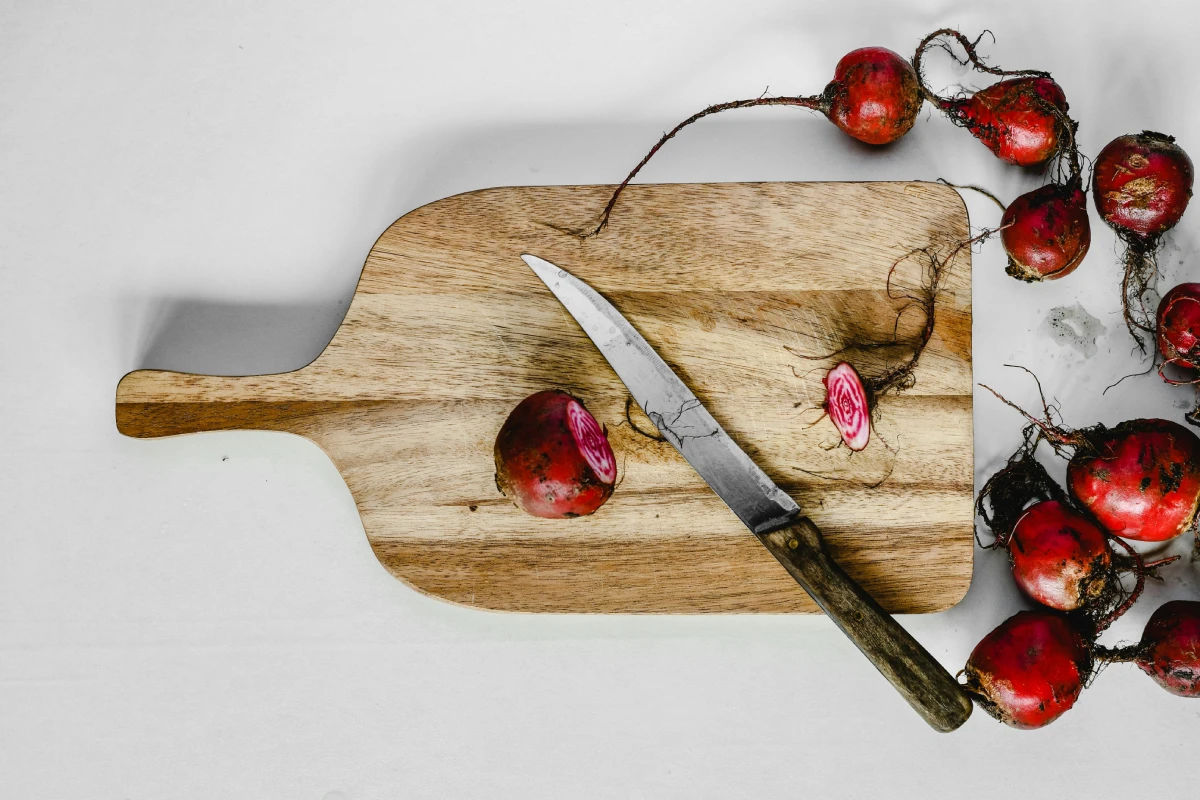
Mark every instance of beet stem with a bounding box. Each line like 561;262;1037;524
584;94;823;237
913;28;1050;106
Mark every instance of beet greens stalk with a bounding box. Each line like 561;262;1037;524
585;46;923;236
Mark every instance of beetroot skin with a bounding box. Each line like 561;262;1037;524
823;47;922;145
1066;419;1200;542
494;390;617;519
1008;500;1110;611
1136;601;1200;697
939;77;1068;167
1093;131;1194;240
964;609;1092;728
1157;283;1200;369
1001;181;1091;281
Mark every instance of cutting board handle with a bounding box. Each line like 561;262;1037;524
115;369;317;438
758;518;973;732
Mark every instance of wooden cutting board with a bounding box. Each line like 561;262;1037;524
116;182;974;613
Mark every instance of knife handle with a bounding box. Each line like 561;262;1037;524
757;518;973;732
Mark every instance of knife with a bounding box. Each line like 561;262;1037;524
522;253;972;732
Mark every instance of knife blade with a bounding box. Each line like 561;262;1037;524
522;253;972;732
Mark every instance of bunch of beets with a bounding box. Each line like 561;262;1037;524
969;377;1200;727
491;29;1200;729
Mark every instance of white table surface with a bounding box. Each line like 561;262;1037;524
4;1;1200;796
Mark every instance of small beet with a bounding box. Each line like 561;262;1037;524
1008;500;1110;611
587;45;922;235
494;390;617;519
964;609;1092;729
939;76;1068;167
1157;282;1200;370
1001;181;1091;282
1135;600;1200;697
823;361;870;451
1066;418;1200;542
823;47;923;145
1093;131;1194;241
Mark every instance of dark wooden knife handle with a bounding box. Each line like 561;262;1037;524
757;517;973;732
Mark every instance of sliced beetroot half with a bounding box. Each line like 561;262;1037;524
824;361;870;451
494;390;616;519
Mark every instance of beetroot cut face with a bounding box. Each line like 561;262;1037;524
824;361;870;451
566;398;617;484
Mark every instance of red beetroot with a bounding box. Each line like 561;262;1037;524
824;362;870;451
1093;132;1194;240
824;47;923;145
1001;181;1091;281
1157;283;1200;370
1092;132;1194;348
914;30;1070;167
964;609;1092;728
938;76;1069;167
587;46;922;234
494;390;617;518
1135;601;1200;697
1008;500;1110;611
1066;419;1200;542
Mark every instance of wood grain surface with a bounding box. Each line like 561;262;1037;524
116;182;974;613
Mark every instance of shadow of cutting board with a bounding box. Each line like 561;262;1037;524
116;182;974;613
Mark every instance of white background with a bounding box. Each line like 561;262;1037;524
4;0;1200;797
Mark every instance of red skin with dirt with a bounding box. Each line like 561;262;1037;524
1008;500;1110;610
1001;182;1091;281
964;609;1092;728
1066;419;1200;542
824;47;923;145
939;77;1067;166
494;390;617;519
1092;132;1194;240
1157;283;1200;368
1136;601;1200;697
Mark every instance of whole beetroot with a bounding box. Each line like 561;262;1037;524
494;390;617;518
1008;500;1110;611
1094;131;1194;240
1066;418;1200;542
823;46;923;145
937;76;1068;167
1001;180;1091;281
1135;601;1200;697
964;609;1093;728
1157;283;1200;370
1092;132;1195;348
914;29;1071;167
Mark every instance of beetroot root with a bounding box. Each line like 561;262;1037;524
1066;418;1200;543
1001;180;1091;282
964;609;1092;728
586;45;921;235
1008;500;1110;611
1092;132;1195;348
494;390;617;518
1093;131;1194;240
1135;601;1200;697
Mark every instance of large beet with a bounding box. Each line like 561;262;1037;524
964;609;1092;728
1066;419;1200;542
